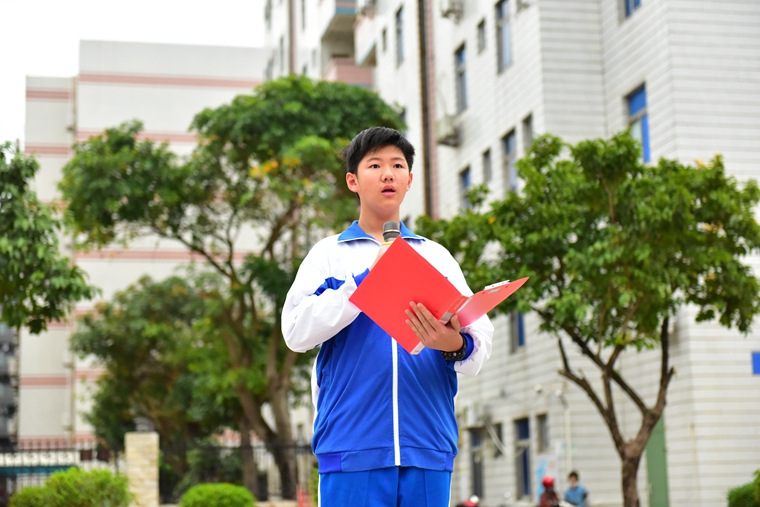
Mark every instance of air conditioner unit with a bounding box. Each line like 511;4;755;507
441;0;463;22
435;114;460;147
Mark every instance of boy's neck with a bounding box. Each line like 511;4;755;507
358;214;401;243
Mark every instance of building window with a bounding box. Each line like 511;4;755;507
301;0;306;29
482;149;492;183
496;0;512;72
302;64;308;76
396;7;404;65
459;166;471;209
537;414;549;453
522;114;533;151
509;310;524;352
624;0;642;17
382;28;387;52
265;58;274;81
502;129;517;191
455;44;467;113
399;108;408;136
279;36;285;74
477;19;487;53
265;0;272;30
470;427;485;499
627;85;650;162
515;418;531;499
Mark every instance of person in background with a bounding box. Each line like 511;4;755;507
564;470;589;507
539;476;560;507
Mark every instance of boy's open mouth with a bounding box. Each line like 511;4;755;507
382;185;396;194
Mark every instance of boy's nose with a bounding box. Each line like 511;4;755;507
382;169;394;180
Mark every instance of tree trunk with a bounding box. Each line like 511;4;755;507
239;417;260;500
269;383;298;500
621;453;642;507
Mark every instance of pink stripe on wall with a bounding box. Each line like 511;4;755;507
20;375;68;388
24;144;70;156
76;129;198;144
78;72;260;89
75;248;252;262
26;89;72;101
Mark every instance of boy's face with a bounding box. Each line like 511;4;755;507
346;145;413;219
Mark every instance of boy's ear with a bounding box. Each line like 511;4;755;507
346;172;359;193
407;172;413;190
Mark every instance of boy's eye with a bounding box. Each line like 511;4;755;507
369;164;380;169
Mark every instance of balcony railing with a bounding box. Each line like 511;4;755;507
322;57;373;88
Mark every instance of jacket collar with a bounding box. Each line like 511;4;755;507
337;220;424;243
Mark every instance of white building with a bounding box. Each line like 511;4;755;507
21;40;267;448
266;1;760;506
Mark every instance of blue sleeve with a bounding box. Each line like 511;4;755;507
353;268;370;286
445;332;474;369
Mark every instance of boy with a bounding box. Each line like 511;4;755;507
564;471;589;507
281;127;494;506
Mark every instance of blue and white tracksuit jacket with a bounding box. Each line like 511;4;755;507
281;221;494;474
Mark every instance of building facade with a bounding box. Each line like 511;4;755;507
266;1;760;506
22;40;267;447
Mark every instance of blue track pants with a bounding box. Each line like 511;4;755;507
319;466;452;507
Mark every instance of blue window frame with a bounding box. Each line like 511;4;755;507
459;166;471;209
515;417;531;498
455;44;468;112
503;129;517;191
510;311;524;351
628;85;650;163
752;352;760;375
625;0;642;17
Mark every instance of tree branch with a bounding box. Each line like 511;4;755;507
263;200;299;259
557;336;626;454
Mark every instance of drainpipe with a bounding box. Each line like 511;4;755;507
417;0;435;218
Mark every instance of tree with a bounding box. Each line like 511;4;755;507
0;142;93;333
71;274;257;502
59;75;404;499
416;132;760;507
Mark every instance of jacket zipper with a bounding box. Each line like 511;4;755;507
392;337;400;466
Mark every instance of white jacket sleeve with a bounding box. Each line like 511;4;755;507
281;243;363;353
439;248;494;376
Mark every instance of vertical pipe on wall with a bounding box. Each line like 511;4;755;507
416;0;435;218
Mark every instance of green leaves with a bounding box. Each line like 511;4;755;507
418;131;760;347
0;142;94;333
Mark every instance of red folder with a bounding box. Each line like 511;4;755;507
349;238;528;355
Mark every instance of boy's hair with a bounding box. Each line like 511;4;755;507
341;126;415;175
569;471;579;480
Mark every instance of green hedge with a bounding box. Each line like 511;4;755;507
179;483;255;507
10;468;132;507
8;486;51;507
728;471;760;507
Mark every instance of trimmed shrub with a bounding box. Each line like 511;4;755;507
9;468;131;507
8;486;51;507
179;483;255;507
728;482;760;507
45;467;132;507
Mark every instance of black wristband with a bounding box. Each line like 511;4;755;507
440;334;467;362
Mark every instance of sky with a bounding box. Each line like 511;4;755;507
0;0;265;148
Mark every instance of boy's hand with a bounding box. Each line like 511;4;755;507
370;244;390;269
405;302;463;352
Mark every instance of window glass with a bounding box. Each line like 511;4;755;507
496;0;512;71
628;85;650;162
455;44;468;112
396;7;404;65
